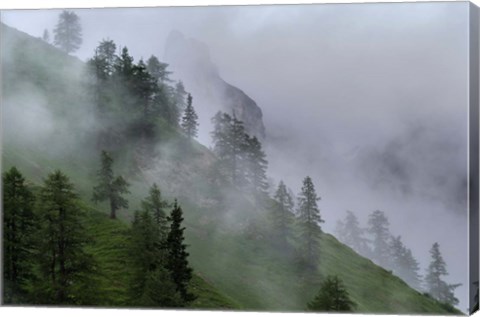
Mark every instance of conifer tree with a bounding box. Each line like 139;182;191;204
173;81;188;113
141;183;170;240
245;135;268;200
3;167;36;303
297;176;324;269
35;170;94;304
389;235;422;290
128;209;179;306
425;242;460;306
181;94;199;139
92;151;130;219
42;29;50;43
90;39;117;81
166;200;195;303
53;10;82;54
335;210;370;257
367;210;391;268
308;275;356;311
146;55;172;83
270;181;295;247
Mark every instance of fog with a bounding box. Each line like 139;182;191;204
1;2;471;311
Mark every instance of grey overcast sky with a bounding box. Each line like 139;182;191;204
1;2;471;311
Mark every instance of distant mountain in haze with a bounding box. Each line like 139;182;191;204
164;30;266;140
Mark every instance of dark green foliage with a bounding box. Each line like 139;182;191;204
270;181;295;248
335;210;370;257
128;209;176;306
425;243;460;306
92;151;130;219
367;210;391;268
3;167;36;303
141;183;170;240
297;176;324;269
89;39;117;81
211;111;269;195
166;200;195;303
308;275;356;312
389;235;422;291
53;10;82;53
244;135;268;201
181;94;199;139
173;81;188;114
33;170;95;305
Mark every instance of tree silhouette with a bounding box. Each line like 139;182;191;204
53;10;82;54
308;275;356;311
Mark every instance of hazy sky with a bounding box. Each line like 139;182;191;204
1;2;471;311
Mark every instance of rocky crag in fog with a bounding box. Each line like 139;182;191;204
163;30;266;143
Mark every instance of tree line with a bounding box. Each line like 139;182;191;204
3;152;195;307
336;210;460;307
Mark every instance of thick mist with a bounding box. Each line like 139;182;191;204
1;2;471;311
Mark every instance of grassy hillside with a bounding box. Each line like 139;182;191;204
1;23;463;314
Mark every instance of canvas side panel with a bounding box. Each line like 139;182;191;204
469;2;479;315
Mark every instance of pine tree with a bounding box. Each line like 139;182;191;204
92;151;130;219
297;176;324;269
270;181;295;247
367;210;391;268
128;209;178;306
335;210;370;257
166;200;195;303
173;81;187;114
90;39;117;81
425;242;460;306
141;183;170;241
308;275;356;312
181;94;199;139
53;10;82;54
42;29;50;43
146;55;172;83
34;170;94;304
244;135;268;201
389;235;422;290
3;167;36;303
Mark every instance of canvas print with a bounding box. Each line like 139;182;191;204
1;2;478;314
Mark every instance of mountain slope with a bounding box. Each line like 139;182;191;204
0;23;462;314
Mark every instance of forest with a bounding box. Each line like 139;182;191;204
1;9;470;314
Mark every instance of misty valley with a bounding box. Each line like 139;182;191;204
1;4;474;315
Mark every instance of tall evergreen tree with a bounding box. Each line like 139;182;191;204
92;151;130;219
173;81;188;114
244;135;268;200
270;181;295;247
3;167;36;303
308;275;356;312
335;210;370;257
34;170;94;304
146;55;172;83
367;210;391;268
90;39;117;81
425;242;460;306
166;200;195;303
128;209;180;306
42;29;50;43
53;10;82;54
389;235;422;290
181;94;199;139
141;183;170;241
297;176;324;269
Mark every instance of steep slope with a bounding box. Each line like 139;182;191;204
163;30;266;141
1;23;462;314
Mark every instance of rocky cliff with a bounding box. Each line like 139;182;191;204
163;30;266;141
